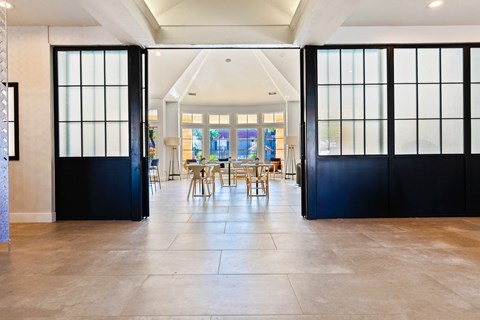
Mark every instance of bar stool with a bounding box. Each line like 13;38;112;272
149;158;161;190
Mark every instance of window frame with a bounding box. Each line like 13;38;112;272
237;127;258;159
181;127;203;161
6;82;19;161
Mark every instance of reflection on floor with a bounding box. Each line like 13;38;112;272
1;178;480;319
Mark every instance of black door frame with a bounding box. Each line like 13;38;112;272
53;45;149;220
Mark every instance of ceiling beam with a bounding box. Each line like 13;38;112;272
291;0;362;46
76;0;159;46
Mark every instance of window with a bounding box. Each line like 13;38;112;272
6;83;19;160
237;128;258;159
57;50;129;157
263;112;284;124
394;48;464;154
317;49;388;156
182;113;202;124
264;128;284;160
209;114;229;124
472;48;480;153
209;128;230;160
238;114;258;124
182;128;203;160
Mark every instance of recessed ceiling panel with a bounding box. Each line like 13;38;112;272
145;0;301;26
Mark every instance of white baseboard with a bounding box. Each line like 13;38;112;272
10;212;56;223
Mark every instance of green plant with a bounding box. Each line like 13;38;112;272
210;155;217;162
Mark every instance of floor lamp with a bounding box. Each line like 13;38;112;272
165;137;181;181
285;136;298;180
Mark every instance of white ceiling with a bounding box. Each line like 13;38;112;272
149;49;300;106
145;0;301;26
344;0;480;26
7;0;480;106
7;0;98;26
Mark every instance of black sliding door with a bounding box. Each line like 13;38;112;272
303;44;479;219
54;46;149;220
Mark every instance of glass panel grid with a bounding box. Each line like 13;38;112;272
182;128;203;161
317;48;387;156
209;128;230;160
264;128;284;160
472;48;480;154
394;47;464;155
57;49;129;157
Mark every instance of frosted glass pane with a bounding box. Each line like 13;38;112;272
472;84;480;118
318;86;340;120
192;114;203;123
341;50;363;84
83;122;105;157
58;87;81;121
418;84;440;118
59;122;81;157
238;114;247;124
107;122;129;156
441;48;463;83
82;51;104;85
395;120;417;154
7;87;14;121
365;85;387;119
105;51;128;85
220;115;229;124
318;121;340;155
442;84;463;118
442;119;463;154
394;49;416;83
82;87;105;121
317;50;340;85
8;122;14;157
419;120;440;154
58;51;80;85
342;85;364;119
395;85;416;119
472;120;480;154
106;87;128;121
248;114;258;123
365;49;387;84
342;121;364;155
418;49;440;83
472;49;480;83
366;120;387;155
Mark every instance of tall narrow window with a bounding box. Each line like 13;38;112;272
57;50;129;157
182;128;203;160
209;128;230;160
7;83;19;160
264;128;284;160
394;48;464;154
317;49;387;155
237;128;258;159
472;48;480;153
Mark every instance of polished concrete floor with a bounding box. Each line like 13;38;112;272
1;177;480;319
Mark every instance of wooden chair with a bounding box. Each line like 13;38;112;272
184;159;197;179
205;164;221;193
187;165;211;200
245;165;269;198
268;157;282;179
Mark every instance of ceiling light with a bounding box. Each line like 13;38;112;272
268;92;277;96
0;1;13;9
427;0;443;8
225;58;232;63
188;92;197;96
155;51;162;57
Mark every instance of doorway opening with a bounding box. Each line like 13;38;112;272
146;48;303;220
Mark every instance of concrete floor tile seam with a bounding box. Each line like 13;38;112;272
217;251;223;275
270;234;278;250
166;234;181;250
421;272;480;310
286;274;307;316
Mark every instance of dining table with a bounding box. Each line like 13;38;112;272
218;160;242;187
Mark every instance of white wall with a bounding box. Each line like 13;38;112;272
8;26;119;223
